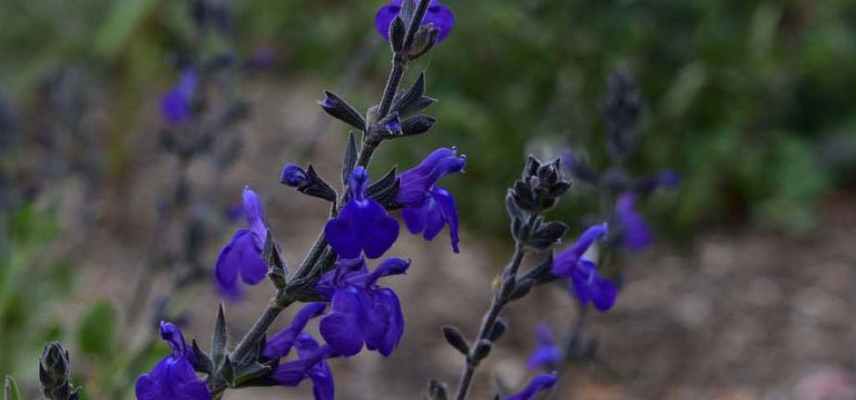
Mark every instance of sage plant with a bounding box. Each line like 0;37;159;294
35;2;678;400
134;0;466;398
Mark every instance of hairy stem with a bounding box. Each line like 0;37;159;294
455;240;528;400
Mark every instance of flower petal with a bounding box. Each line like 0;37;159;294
377;288;405;357
431;187;461;252
319;288;365;356
402;201;427;234
263;303;327;360
506;374;557;400
325;203;362;259
425;2;455;42
214;230;248;299
356;201;399;259
421;199;446;241
374;4;401;41
616;193;652;251
242;187;267;246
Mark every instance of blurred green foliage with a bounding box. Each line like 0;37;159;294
2;0;854;239
0;205;72;383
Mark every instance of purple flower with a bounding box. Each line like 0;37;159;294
317;257;410;357
135;322;211;400
552;224;617;312
506;374;558;400
280;163;309;187
616;193;652;251
634;169;681;194
263;303;327;360
161;69;198;124
527;324;562;371
375;0;455;43
325;167;400;259
397;147;466;253
272;334;335;400
214;187;269;299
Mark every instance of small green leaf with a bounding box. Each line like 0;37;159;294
4;375;21;400
77;301;116;359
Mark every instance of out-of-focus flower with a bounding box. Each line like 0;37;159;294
272;334;335;400
397;147;466;253
317;257;410;357
552;224;617;312
161;69;198;124
375;0;455;43
214;187;269;299
506;374;558;400
527;324;562;371
325;167;399;259
135;322;211;400
616;193;652;251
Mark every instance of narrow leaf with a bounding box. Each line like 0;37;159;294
212;304;228;369
392;72;426;115
343;131;359;184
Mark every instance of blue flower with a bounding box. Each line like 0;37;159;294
527;324;562;371
506;374;558;400
397;147;466;253
214;187;270;299
280;163;309;187
272;334;335;400
135;322;211;400
317;257;410;357
616;193;652;251
375;0;455;43
161;69;198;124
552;224;617;312
263;303;327;360
325;167;400;259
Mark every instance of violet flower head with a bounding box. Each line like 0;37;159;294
272;334;335;400
318;257;410;357
552;224;617;312
280;163;309;187
161;69;198;124
135;322;211;400
214;187;270;299
375;0;455;43
397;147;466;253
263;302;327;360
616;193;652;251
527;324;562;371
506;374;558;400
325;166;400;259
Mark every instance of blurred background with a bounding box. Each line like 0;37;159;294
1;0;855;399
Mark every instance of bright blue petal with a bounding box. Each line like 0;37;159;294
319;288;365;356
432;187;461;252
325;202;362;259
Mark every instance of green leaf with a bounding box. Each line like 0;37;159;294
3;375;21;400
77;301;116;359
93;0;160;58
